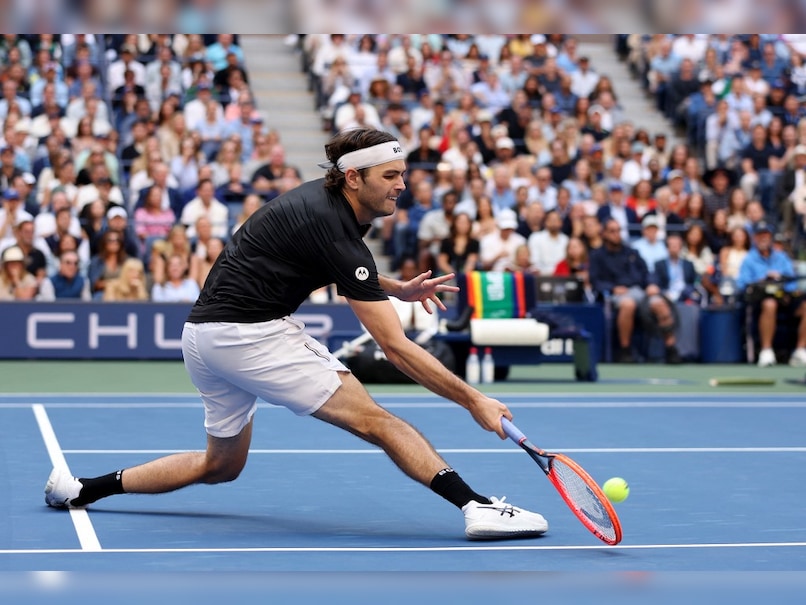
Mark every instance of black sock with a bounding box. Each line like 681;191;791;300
429;468;491;509
73;470;126;506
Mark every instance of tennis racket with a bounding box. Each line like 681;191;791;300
501;417;622;545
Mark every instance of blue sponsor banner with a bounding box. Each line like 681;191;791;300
0;302;363;360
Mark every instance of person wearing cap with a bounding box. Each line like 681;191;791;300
570;55;599;99
0;245;38;300
736;220;806;367
0;188;32;240
621;141;651;189
590;217;682;365
596;181;639;242
44;127;550;541
479;208;526;272
632;214;669;276
104;205;140;259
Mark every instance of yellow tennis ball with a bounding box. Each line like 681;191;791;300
603;477;629;503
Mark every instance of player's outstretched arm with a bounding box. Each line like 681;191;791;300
347;297;511;439
379;270;458;314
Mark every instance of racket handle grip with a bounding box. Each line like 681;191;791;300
501;417;526;443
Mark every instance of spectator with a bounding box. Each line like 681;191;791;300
87;228;129;297
0;188;32;240
104;206;140;259
589;218;681;364
0;80;32;119
231;193;264;234
739;123;783;218
250;144;287;198
170;135;205;192
134;185;176;245
393;179;437;269
103;257;149;301
38;250;91;301
632;214;669;276
224;95;259;163
778;144;806;238
177;177;227;239
478;209;526;272
527;209;569;276
737;221;806;367
716;225;752;301
626;178;658;220
189;235;224;289
681;222;715;277
145;45;183;110
704;99;740;170
417;189;457;273
151;253;200;302
437;211;479;276
205;34;244;73
107;44;146;93
0;244;37;300
703;165;737;217
596;182;639;242
554;235;591;288
0;218;47;283
653;232;699;304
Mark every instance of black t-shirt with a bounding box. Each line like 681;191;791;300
187;178;387;323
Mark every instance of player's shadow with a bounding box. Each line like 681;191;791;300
86;507;523;543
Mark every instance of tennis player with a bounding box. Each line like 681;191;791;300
45;128;548;540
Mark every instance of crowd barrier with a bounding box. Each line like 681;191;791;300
0;300;743;364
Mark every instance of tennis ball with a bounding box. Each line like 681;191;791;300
603;477;630;503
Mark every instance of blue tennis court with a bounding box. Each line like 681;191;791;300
2;389;805;572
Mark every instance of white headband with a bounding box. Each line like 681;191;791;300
318;140;405;171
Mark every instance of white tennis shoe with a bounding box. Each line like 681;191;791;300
44;467;84;509
757;348;776;367
789;347;806;367
462;496;548;539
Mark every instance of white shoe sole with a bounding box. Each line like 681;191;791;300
44;468;83;509
465;525;548;540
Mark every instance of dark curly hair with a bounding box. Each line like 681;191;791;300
323;128;399;192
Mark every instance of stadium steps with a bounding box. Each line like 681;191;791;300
577;35;684;148
240;34;329;183
239;35;392;273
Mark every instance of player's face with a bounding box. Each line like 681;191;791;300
356;160;406;220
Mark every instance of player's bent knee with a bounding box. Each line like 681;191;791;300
201;459;245;484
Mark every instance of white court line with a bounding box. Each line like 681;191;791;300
1;541;806;555
60;447;806;455
5;400;806;410
32;404;101;552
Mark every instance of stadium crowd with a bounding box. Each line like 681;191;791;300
3;34;806;366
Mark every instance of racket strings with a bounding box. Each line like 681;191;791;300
551;458;618;543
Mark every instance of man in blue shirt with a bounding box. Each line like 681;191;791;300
737;221;806;367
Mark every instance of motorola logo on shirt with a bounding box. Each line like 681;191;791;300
355;266;369;281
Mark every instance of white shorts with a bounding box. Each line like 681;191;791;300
181;317;348;438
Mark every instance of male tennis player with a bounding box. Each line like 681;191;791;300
45;128;548;540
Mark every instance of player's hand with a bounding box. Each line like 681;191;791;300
467;394;512;440
397;270;459;313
